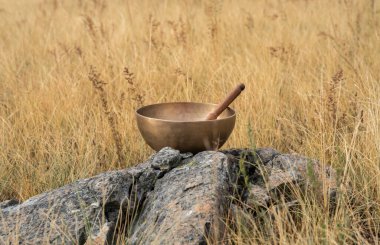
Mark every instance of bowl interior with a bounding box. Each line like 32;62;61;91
136;102;235;122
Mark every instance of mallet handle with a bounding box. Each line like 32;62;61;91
205;83;245;120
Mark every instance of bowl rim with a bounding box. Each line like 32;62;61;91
135;102;236;123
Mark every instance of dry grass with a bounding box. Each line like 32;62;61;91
0;0;379;243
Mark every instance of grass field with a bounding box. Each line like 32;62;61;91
1;0;379;243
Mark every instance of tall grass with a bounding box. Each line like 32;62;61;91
0;0;379;243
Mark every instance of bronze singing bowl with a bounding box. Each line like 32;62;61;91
136;102;236;153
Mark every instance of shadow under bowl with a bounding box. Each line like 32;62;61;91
135;102;236;153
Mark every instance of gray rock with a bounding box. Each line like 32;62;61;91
270;154;337;192
246;185;271;207
0;147;174;245
84;222;114;245
180;152;193;159
0;199;20;209
129;151;236;244
0;169;134;244
0;147;336;244
267;167;298;190
256;148;281;164
151;147;182;172
221;147;280;165
246;152;337;208
221;147;280;178
270;154;318;177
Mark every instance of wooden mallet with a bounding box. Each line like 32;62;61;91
205;83;245;120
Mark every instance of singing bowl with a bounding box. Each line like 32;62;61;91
136;102;236;153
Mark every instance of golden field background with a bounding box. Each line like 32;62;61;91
0;0;379;243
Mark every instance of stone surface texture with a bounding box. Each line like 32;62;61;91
0;147;336;244
129;151;235;244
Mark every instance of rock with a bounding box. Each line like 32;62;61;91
0;147;177;245
84;222;114;245
0;169;136;244
268;167;297;190
180;152;194;159
246;185;271;207
256;148;281;164
245;153;337;209
270;154;337;193
0;199;20;209
129;151;236;244
221;147;280;164
221;147;280;177
151;147;182;172
0;147;336;244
